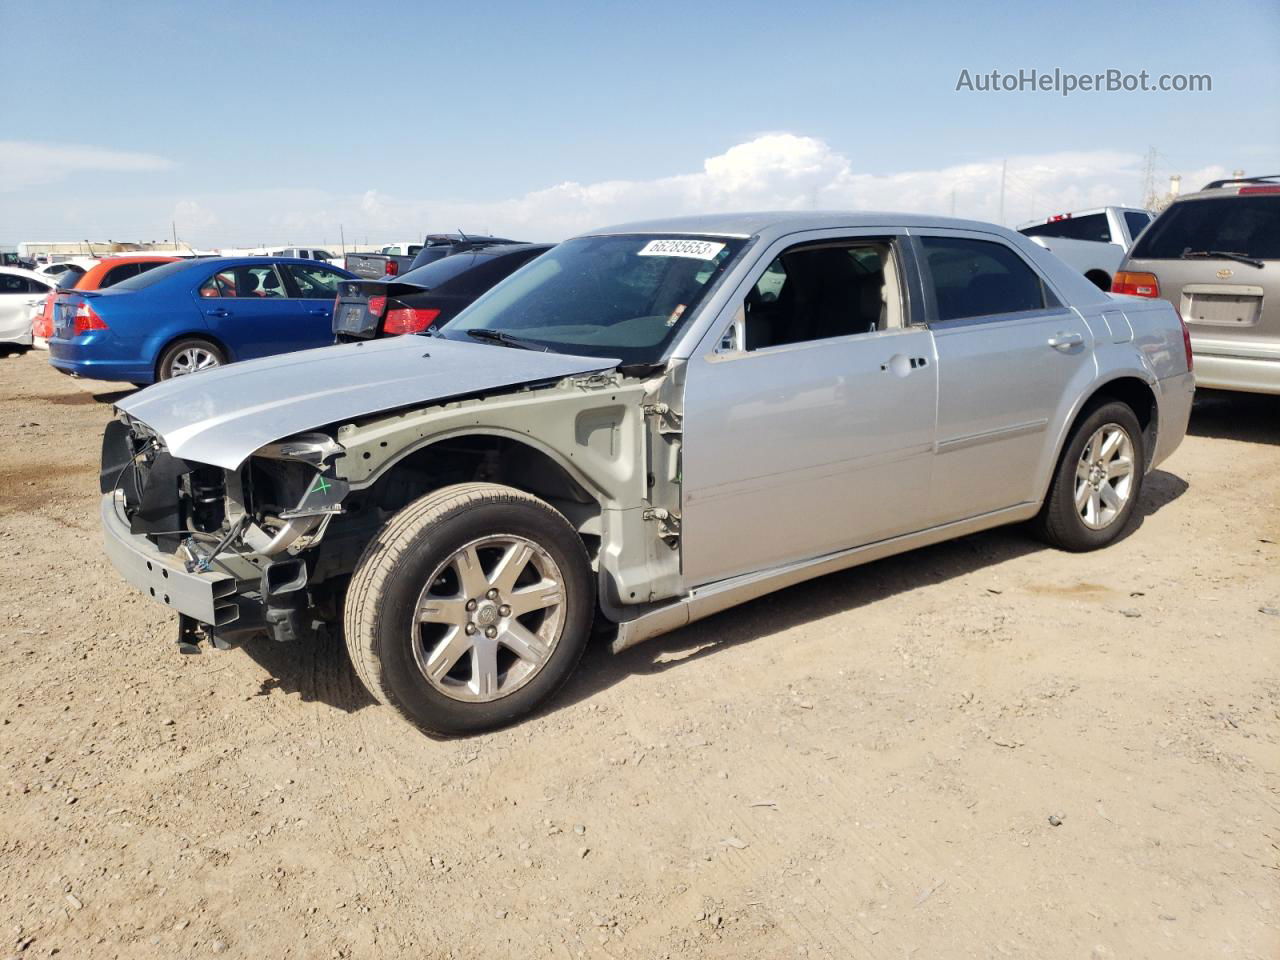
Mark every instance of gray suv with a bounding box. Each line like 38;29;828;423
1115;175;1280;394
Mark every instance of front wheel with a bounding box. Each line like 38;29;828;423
1032;400;1145;551
344;483;595;735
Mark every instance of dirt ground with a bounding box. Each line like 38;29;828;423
0;348;1276;960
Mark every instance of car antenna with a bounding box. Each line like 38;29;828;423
457;229;470;244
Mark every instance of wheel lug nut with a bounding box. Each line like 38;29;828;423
465;623;477;635
484;626;498;639
465;599;477;611
498;605;511;617
486;588;499;600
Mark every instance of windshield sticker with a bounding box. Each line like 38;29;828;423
666;304;686;327
637;239;726;260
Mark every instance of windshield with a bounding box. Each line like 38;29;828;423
1131;196;1280;260
439;234;746;363
111;259;197;291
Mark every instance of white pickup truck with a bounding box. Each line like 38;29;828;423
1017;206;1154;291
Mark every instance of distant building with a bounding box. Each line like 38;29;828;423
16;240;197;262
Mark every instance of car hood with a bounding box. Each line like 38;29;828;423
117;335;620;469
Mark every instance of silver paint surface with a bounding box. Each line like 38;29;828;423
116;335;618;469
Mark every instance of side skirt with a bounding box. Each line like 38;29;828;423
610;502;1040;653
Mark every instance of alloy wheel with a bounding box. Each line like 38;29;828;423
411;535;566;703
169;346;220;377
1074;423;1135;530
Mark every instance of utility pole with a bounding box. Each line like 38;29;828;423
1141;146;1158;209
339;224;346;257
998;158;1007;225
171;221;177;247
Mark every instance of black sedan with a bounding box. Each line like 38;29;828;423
333;243;552;342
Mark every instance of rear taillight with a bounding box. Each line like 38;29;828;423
1111;271;1160;298
384;260;399;277
1177;307;1194;373
1239;185;1280;195
383;307;441;335
72;302;108;337
366;295;387;319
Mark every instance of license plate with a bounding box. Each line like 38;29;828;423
337;303;371;334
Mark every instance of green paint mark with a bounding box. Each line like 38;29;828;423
311;476;332;495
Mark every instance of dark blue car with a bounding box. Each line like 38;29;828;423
47;257;356;384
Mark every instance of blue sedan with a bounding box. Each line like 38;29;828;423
47;257;356;384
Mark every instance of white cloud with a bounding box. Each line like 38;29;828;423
292;135;1165;240
0;140;173;192
4;134;1222;245
173;199;218;234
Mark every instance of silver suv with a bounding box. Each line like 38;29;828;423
100;212;1194;735
1116;175;1280;394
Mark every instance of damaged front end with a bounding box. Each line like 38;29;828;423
100;416;348;652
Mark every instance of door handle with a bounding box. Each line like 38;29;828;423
206;307;230;318
879;355;928;376
1048;331;1084;350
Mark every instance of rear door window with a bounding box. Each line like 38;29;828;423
1130;196;1280;260
920;236;1056;322
284;263;345;298
0;274;27;294
1020;213;1111;243
198;265;288;298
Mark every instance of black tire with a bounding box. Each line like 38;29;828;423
156;337;226;381
1032;400;1145;551
344;483;594;736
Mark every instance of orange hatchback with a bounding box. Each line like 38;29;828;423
31;256;179;348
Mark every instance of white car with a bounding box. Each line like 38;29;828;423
0;268;58;348
36;257;99;285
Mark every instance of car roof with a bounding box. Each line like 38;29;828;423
77;255;180;286
0;266;53;283
179;256;354;269
1170;184;1280;203
580;210;1021;241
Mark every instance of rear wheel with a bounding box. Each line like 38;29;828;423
157;337;225;380
344;483;594;735
1032;400;1145;551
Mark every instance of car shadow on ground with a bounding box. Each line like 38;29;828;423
93;389;136;404
1188;389;1279;446
225;467;1190;729
238;623;378;713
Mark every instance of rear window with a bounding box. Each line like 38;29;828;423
1020;213;1111;243
99;263;142;288
398;253;480;288
1131;196;1280;260
111;259;196;291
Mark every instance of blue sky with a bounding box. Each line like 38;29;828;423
1;0;1276;246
